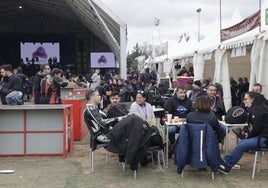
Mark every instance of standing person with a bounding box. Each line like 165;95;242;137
119;80;133;102
90;68;101;89
0;64;23;105
141;68;151;92
40;68;68;104
243;77;249;93
150;67;158;82
201;78;210;91
130;68;139;81
252;83;262;93
189;80;205;104
164;86;194;158
147;80;160;104
13;66;27;100
230;77;238;106
33;64;50;104
219;92;268;174
236;77;244;106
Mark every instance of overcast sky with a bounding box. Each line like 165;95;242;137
100;0;262;52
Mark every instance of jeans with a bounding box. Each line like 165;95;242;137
219;123;227;140
168;126;180;144
223;136;267;170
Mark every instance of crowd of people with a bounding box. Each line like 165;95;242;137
1;63;268;175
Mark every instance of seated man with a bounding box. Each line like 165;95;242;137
105;91;128;118
105;91;128;162
83;89;160;170
84;89;125;143
0;64;23;105
164;86;194;158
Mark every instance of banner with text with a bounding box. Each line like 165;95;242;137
220;10;260;42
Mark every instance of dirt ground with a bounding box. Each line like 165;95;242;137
1;132;268;188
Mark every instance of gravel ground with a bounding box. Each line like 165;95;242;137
1;132;268;188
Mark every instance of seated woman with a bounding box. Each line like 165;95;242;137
186;95;226;142
129;90;156;126
129;90;164;139
219;92;268;174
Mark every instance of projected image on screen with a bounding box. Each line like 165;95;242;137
90;52;115;68
20;42;60;64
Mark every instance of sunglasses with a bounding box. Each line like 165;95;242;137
137;90;145;94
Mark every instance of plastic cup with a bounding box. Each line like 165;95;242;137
174;116;179;123
222;115;225;121
167;114;172;123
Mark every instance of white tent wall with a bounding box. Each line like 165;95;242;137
203;56;215;81
193;53;204;81
228;49;251;82
258;39;268;97
214;49;232;110
249;38;262;90
250;32;268;97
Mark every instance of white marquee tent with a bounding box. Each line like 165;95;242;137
171;2;268;110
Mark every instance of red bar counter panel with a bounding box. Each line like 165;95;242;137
62;98;88;141
0;105;73;158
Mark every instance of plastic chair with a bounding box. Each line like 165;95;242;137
147;145;166;171
89;136;109;173
252;147;268;179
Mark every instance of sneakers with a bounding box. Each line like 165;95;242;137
96;135;110;143
218;159;230;174
218;164;230;174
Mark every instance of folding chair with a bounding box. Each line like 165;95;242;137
175;123;220;180
252;147;268;179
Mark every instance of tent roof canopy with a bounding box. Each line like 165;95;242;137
0;0;125;59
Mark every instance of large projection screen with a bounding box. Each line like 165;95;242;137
90;52;115;68
20;42;60;64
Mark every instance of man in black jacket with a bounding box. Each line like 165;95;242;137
33;64;50;104
0;64;23;105
164;86;194;158
84;89;156;170
106;91;128;118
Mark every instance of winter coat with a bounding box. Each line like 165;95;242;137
106;115;155;170
175;123;221;174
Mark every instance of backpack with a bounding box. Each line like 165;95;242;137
225;106;247;124
40;76;59;104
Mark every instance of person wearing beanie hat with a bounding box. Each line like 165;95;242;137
193;80;202;87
